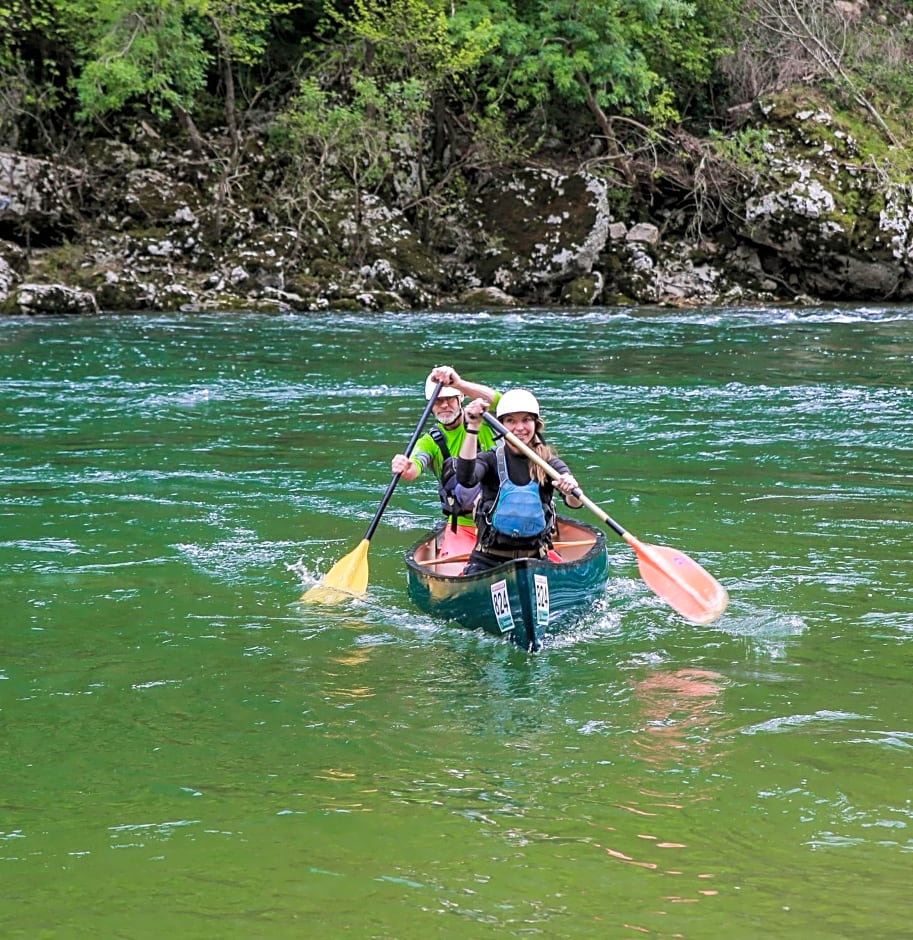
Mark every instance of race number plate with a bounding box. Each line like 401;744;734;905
534;574;550;626
490;579;515;634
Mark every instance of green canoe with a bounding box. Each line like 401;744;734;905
404;516;609;651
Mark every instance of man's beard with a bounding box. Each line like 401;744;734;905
440;406;462;429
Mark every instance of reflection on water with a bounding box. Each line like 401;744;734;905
573;666;731;919
629;667;730;773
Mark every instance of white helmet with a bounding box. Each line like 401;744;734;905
425;371;462;400
496;388;540;418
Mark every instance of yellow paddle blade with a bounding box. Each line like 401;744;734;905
626;536;729;625
301;539;370;604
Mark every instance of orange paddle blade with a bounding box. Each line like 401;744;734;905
301;539;369;604
626;535;729;625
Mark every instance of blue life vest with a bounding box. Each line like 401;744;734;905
490;445;547;538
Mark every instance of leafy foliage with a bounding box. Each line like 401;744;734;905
2;0;913;242
0;0;96;145
273;74;408;194
71;0;211;121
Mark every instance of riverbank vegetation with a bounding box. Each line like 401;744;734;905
2;0;912;258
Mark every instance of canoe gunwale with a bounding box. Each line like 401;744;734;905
405;516;606;579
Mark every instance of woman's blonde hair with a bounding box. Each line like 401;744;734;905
529;417;556;485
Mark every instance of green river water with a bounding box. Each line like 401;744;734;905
2;307;912;938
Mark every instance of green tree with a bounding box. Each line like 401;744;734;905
200;0;300;157
449;0;738;168
272;75;413;262
70;0;211;152
278;0;503;244
0;0;96;149
334;0;501;186
68;0;302;156
508;0;700;150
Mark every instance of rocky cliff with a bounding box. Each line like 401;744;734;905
2;93;911;315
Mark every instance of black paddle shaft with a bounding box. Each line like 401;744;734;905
363;381;443;542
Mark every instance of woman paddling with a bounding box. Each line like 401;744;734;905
456;389;583;575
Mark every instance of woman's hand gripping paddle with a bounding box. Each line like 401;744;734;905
302;382;443;604
482;412;729;625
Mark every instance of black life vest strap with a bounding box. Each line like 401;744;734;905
429;426;459;532
428;425;451;462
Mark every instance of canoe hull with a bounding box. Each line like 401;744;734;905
404;517;609;650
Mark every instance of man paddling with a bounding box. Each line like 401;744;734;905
391;366;500;557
